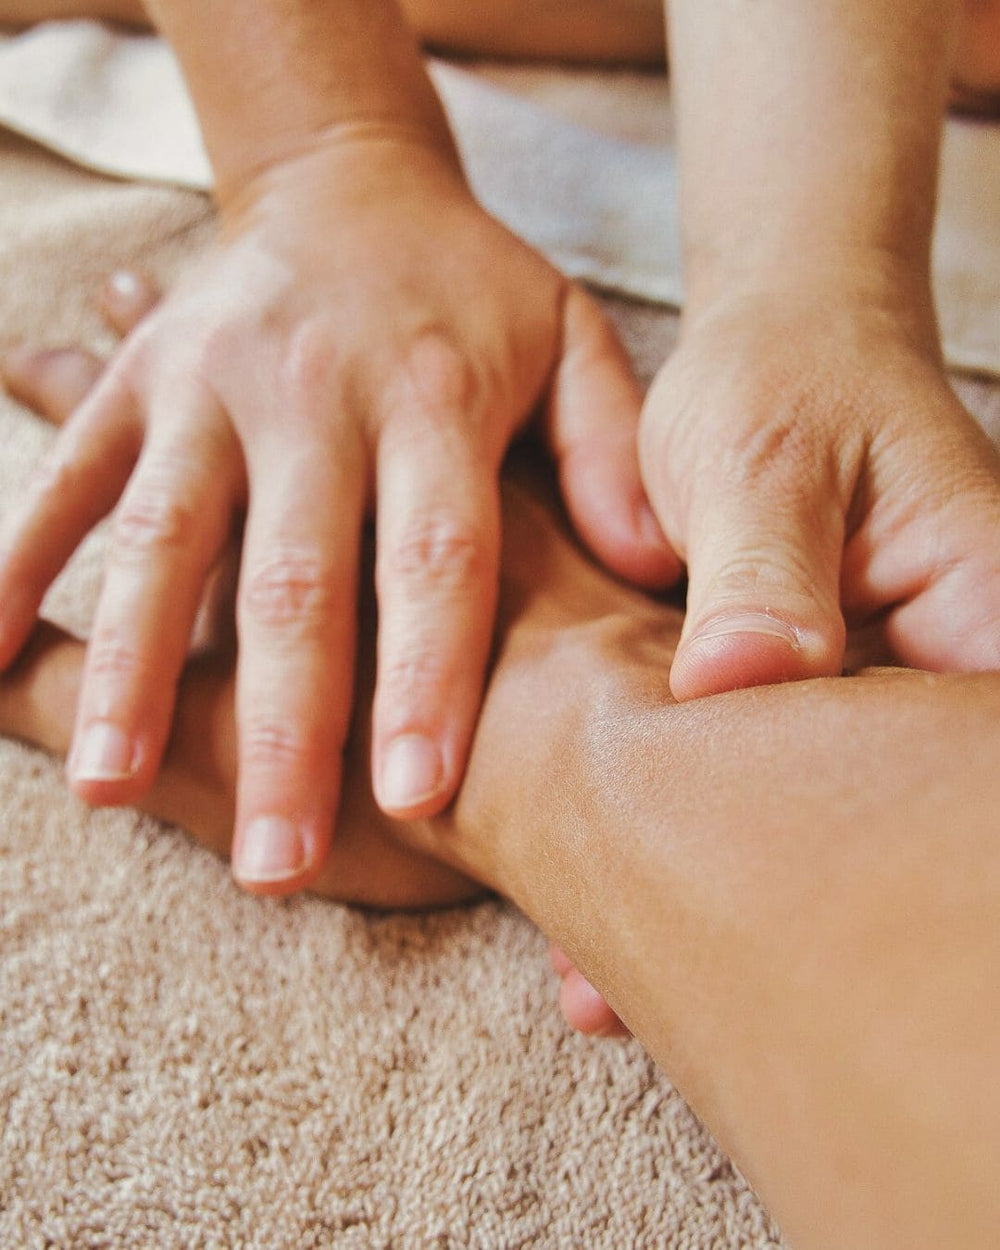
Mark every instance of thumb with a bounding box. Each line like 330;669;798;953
663;452;849;700
542;286;681;589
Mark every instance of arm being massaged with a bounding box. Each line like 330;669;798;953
2;320;1000;1250
0;0;998;902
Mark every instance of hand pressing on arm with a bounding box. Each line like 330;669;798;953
0;311;685;910
647;0;1000;699
5;334;1000;1250
0;0;676;896
0;328;483;909
553;0;1000;1036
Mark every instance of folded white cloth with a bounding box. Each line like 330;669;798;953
0;19;997;376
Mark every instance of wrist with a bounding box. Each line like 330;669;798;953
148;0;456;205
681;247;943;362
210;96;459;211
214;119;466;230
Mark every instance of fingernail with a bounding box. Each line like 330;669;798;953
234;816;307;884
692;611;802;649
72;721;136;781
379;733;444;812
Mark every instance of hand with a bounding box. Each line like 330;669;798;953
0;326;678;1002
0;131;676;896
0;333;481;910
0;323;681;918
638;281;1000;700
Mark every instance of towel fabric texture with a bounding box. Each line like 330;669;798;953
1;19;999;1249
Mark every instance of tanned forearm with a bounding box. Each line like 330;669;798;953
144;0;456;201
425;573;1000;1250
666;0;958;319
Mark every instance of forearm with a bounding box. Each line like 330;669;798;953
432;630;1000;1248
145;0;455;200
667;0;958;315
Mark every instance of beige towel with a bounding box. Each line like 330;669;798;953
0;20;998;376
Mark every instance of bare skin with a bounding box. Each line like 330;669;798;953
0;0;679;898
0;0;997;902
3;0;999;98
3;325;1000;1250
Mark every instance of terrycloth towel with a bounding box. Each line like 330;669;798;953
0;19;998;376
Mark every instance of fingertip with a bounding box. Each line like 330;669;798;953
670;612;845;700
231;814;329;897
100;269;161;335
1;346;105;425
558;970;629;1038
623;495;683;588
67;724;160;808
374;731;455;820
563;468;681;590
549;941;574;976
548;283;681;587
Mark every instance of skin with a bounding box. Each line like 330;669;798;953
3;330;1000;1250
656;0;1000;698
0;2;997;881
0;0;679;898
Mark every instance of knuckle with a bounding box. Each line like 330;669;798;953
721;415;820;493
279;319;342;414
240;545;338;637
378;641;449;702
195;325;236;389
86;633;144;683
381;330;501;449
398;331;479;416
111;479;201;559
380;514;492;597
705;547;837;620
239;709;337;772
644;358;851;505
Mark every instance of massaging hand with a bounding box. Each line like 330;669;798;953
552;278;1000;1041
0;332;482;910
639;283;1000;699
0;323;685;917
0;133;676;895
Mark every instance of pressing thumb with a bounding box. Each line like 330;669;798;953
667;475;848;701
